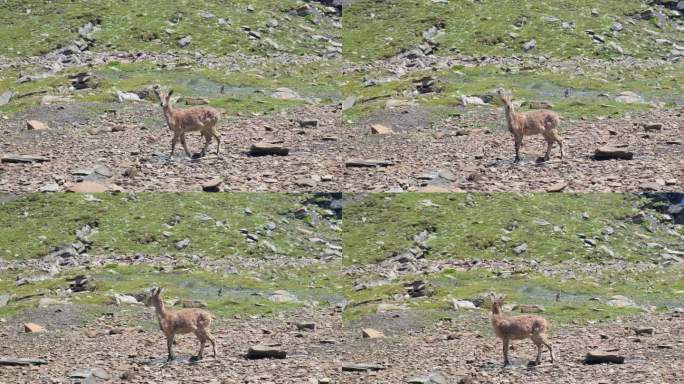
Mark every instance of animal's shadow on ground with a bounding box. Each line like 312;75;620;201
150;152;218;164
485;157;551;167
142;354;214;367
479;359;548;372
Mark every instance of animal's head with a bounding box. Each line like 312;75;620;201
153;86;174;108
488;292;506;314
496;88;512;104
145;287;163;306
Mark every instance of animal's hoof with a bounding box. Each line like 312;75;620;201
527;361;539;367
189;355;202;362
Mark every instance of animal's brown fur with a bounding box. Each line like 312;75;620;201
490;298;554;366
148;287;217;361
153;87;221;158
497;88;563;162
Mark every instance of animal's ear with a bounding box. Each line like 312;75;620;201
168;89;174;98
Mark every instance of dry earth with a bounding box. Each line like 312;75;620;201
0;104;346;192
0;306;682;384
342;108;684;192
2;102;682;193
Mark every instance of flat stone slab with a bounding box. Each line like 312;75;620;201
0;358;48;366
361;328;384;338
345;159;395;168
370;123;393;134
202;177;223;192
0;90;13;106
1;154;49;163
407;372;449;384
584;351;625;364
246;345;287;359
26;120;49;130
249;143;290;156
64;181;109;193
342;95;357;111
593;146;634;160
341;363;386;372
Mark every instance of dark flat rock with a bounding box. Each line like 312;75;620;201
1;154;49;163
246;345;287;359
593;146;634;161
345;159;395;168
0;358;48;366
341;363;386;372
584;351;625;364
249;143;290;156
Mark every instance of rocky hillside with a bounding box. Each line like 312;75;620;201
0;0;341;58
338;1;683;193
344;0;684;61
0;192;682;383
342;193;684;325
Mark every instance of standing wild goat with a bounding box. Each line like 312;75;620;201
490;297;554;366
147;287;217;361
153;86;221;158
497;88;563;162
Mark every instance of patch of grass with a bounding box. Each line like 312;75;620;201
342;63;683;121
0;60;343;117
0;0;339;57
344;0;678;62
0;193;338;260
342;266;683;327
342;193;681;265
0;262;349;320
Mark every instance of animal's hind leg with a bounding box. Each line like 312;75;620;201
545;130;563;161
544;139;553;162
556;136;564;160
542;131;560;161
531;333;552;364
200;328;218;357
533;338;543;365
200;132;211;158
541;335;554;363
212;127;221;156
194;331;206;359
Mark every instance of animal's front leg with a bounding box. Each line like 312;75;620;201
513;136;523;163
166;332;176;362
502;339;511;366
170;133;179;159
